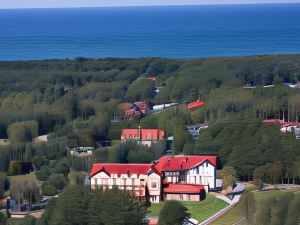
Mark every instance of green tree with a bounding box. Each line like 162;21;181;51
31;156;50;170
10;180;41;208
35;169;49;181
101;187;146;225
42;183;57;196
48;174;65;191
127;149;154;163
0;212;6;225
253;166;265;190
172;127;193;154
53;159;70;177
51;185;90;225
220;167;237;191
125;79;154;101
88;189;104;225
7;120;38;143
158;200;189;225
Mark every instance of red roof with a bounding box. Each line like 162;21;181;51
90;163;152;177
188;101;205;110
121;129;165;141
263;119;282;124
90;155;218;178
163;184;205;194
144;77;156;81
148;218;158;225
153;155;217;174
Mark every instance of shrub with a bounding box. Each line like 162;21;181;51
35;169;49;181
42;183;57;196
48;174;65;191
31;156;50;170
53;159;70;177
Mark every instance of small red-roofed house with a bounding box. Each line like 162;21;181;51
121;128;165;147
144;77;156;81
148;218;159;225
188;100;205;110
163;184;205;201
124;101;148;118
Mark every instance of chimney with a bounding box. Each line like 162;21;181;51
138;126;142;141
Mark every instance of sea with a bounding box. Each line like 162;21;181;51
0;3;300;61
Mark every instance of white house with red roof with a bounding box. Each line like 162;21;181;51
90;164;154;198
121;128;165;147
90;155;218;203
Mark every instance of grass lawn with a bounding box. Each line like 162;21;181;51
147;193;229;222
210;189;300;225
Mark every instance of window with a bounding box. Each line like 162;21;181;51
147;133;153;140
151;181;157;189
102;179;108;185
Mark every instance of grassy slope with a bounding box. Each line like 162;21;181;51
147;193;229;222
210;190;300;225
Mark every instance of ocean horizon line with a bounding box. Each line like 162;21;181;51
1;2;300;10
2;53;300;63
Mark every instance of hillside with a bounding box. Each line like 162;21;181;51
0;55;299;182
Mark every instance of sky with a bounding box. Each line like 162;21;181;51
1;0;300;9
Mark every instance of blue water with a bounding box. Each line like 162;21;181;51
1;4;300;60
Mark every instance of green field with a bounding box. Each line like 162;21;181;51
147;193;229;222
210;189;300;225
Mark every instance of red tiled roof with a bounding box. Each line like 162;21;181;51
263;119;282;124
121;129;165;141
163;184;205;194
148;218;159;225
188;101;205;110
144;77;156;81
153;155;217;174
90;163;152;177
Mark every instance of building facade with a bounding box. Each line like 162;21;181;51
90;155;218;203
121;128;165;147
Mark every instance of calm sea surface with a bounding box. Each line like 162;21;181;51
1;4;300;60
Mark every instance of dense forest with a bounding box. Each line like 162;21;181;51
0;55;299;185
